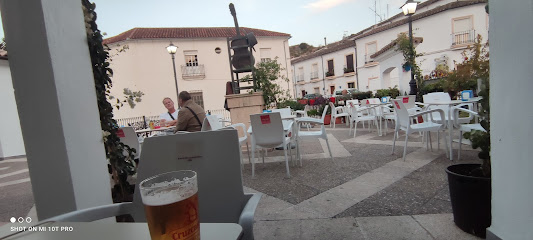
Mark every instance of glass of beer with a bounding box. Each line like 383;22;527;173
140;170;200;240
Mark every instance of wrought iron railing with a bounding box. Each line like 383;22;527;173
115;115;159;131
206;109;231;122
116;109;231;131
181;64;205;78
451;29;475;46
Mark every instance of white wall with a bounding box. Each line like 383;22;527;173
355;3;488;93
292;46;357;98
108;35;291;118
0;60;25;158
487;0;533;239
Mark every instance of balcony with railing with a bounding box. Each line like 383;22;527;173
181;64;205;79
451;29;475;47
310;71;319;80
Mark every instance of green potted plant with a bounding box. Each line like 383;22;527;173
445;35;490;238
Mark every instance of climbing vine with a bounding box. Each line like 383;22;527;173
82;0;136;202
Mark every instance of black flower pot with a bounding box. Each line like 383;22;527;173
446;164;491;238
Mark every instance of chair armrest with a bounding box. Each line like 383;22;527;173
229;123;247;134
296;117;324;125
410;109;446;124
239;193;262;240
452;106;479;127
44;202;134;222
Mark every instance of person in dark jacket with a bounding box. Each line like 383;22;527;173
174;91;206;132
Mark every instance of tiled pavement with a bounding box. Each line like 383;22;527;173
242;125;482;239
0;124;482;239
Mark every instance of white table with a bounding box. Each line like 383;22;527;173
0;222;242;240
135;126;175;134
423;97;482;160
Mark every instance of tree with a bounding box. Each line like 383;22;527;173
241;58;290;108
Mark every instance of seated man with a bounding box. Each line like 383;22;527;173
159;97;178;127
174;91;206;132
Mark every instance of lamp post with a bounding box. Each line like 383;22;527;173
401;0;419;95
166;42;179;101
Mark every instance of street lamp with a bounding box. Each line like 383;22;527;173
401;0;419;95
166;42;179;102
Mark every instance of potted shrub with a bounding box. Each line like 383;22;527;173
445;35;490;238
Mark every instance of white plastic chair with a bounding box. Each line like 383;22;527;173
295;105;333;161
229;123;251;169
201;115;223;131
329;102;349;128
249;112;293;178
45;129;261;240
423;92;474;151
348;104;379;138
391;99;449;161
118;127;141;160
452;106;486;160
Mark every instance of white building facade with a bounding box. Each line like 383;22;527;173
291;40;357;98
292;0;488;96
353;0;489;94
104;27;292;119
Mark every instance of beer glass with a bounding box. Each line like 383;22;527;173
140;170;200;240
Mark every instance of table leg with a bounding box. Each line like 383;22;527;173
448;108;453;160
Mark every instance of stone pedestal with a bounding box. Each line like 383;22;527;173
225;92;264;137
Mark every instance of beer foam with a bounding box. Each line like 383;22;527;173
141;178;197;206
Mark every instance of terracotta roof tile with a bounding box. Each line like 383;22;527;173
103;27;291;45
370;37;423;59
352;0;486;41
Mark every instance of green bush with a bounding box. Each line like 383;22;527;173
307;109;320;117
352;91;373;100
277;100;304;110
374;87;400;99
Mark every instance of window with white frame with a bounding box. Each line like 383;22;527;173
260;48;271;62
365;42;377;63
297;67;304;82
347;82;355;88
311;63;319;79
184;50;199;66
314;87;320;94
452;16;474;45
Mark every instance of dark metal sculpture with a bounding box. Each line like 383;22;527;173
227;3;257;94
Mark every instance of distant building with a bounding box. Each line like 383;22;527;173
104;27;292;118
291;0;488;96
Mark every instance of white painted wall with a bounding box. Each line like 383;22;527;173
292;46;357;98
487;0;533;239
1;0;112;219
108;35;291;118
0;60;26;158
355;3;488;93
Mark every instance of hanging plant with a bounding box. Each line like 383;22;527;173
82;0;137;203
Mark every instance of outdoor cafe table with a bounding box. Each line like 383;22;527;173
0;222;242;240
135;126;175;134
423;97;482;160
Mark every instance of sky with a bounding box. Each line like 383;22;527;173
0;0;407;47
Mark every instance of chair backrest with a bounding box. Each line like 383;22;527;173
423;93;451;118
391;99;410;128
118;127;140;156
328;102;340;116
135;129;246;223
321;105;329;121
395;95;415;109
201;115;223;131
250;112;284;148
346;100;359;108
271;107;292;118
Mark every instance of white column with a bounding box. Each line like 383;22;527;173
487;0;533;239
0;0;112;220
0;60;25;158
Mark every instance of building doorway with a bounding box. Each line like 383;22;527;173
330;86;335;95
